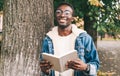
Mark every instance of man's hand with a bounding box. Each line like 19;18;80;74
40;60;52;75
66;59;87;71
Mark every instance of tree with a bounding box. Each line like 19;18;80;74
0;0;54;76
96;0;120;39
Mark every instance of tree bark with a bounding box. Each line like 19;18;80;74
0;0;54;76
84;15;97;46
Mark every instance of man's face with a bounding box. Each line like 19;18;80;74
55;5;73;28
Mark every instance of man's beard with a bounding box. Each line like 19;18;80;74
58;24;69;29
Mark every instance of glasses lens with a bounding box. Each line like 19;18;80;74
56;10;72;16
64;11;71;16
56;10;62;15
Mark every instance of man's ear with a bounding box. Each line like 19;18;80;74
71;17;75;23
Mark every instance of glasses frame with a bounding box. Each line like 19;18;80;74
55;9;72;16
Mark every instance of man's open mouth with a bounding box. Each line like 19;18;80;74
59;18;67;23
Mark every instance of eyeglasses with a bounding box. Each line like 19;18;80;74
55;9;72;16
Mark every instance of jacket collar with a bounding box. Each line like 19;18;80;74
46;24;86;39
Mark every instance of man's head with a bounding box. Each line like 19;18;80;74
55;2;74;28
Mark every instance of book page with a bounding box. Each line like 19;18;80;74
42;50;78;72
42;53;61;71
59;50;78;72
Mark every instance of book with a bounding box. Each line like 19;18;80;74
42;50;78;72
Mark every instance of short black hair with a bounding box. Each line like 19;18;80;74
56;2;75;16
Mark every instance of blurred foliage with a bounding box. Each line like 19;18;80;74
73;16;84;29
0;0;4;11
97;70;116;76
54;0;120;37
95;0;120;37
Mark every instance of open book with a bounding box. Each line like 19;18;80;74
42;50;78;72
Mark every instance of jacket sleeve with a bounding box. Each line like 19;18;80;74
40;37;49;60
83;33;100;75
40;36;55;76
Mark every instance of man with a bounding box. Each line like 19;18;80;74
40;2;100;76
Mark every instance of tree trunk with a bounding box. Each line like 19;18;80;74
84;15;97;46
0;0;54;76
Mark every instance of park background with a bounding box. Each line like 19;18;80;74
0;0;120;76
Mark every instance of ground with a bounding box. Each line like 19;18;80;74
97;40;120;76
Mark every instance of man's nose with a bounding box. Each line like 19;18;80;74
61;13;65;17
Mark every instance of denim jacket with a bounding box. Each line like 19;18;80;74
40;32;100;76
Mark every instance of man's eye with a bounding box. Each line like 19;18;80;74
56;11;61;14
56;10;62;14
64;11;71;15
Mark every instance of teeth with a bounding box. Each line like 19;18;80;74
60;19;66;22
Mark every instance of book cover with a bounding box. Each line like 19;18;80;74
42;50;78;72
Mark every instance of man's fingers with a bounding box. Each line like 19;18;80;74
40;63;49;67
70;59;83;65
40;60;49;64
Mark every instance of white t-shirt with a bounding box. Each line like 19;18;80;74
53;33;76;57
53;33;76;76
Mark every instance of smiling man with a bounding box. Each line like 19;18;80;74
40;2;100;76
